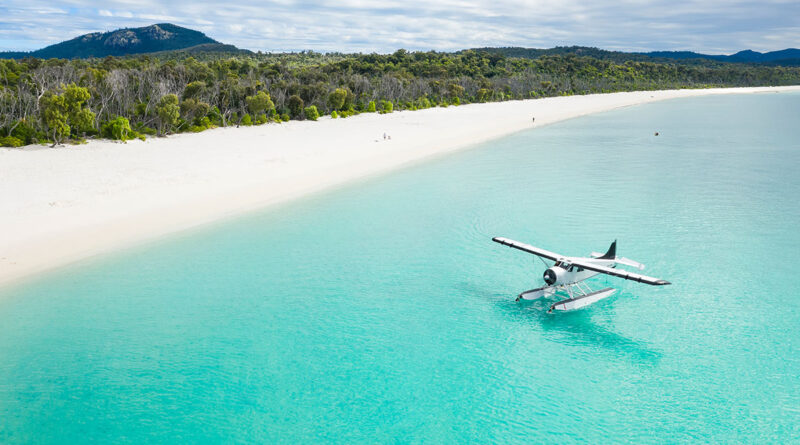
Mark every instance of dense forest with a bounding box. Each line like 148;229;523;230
2;49;800;147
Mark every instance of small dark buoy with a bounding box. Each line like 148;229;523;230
654;132;659;136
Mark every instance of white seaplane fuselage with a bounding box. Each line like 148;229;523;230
517;256;618;302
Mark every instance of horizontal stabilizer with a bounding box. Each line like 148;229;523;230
614;257;645;270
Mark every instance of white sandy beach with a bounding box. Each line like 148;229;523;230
1;86;798;288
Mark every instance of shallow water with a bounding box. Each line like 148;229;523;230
1;92;799;443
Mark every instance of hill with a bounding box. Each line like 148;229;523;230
471;46;800;67
644;48;800;65
0;23;245;59
467;46;655;64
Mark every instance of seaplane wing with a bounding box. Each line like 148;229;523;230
569;259;671;286
492;237;562;261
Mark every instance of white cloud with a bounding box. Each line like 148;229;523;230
0;0;798;53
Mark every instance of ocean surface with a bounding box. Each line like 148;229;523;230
1;92;799;443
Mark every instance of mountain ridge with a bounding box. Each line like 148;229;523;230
0;23;248;59
470;46;800;67
644;48;800;65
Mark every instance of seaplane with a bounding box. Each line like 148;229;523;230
492;237;671;312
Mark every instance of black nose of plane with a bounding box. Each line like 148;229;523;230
543;268;557;285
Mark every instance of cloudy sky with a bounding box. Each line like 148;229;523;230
1;0;798;54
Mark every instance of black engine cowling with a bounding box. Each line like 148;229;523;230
543;267;564;285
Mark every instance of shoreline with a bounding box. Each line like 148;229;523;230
2;86;799;289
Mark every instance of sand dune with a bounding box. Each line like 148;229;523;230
1;86;798;288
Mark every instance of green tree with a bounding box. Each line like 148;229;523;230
327;88;347;111
182;81;206;99
288;95;304;118
63;84;95;135
246;91;275;116
367;100;377;112
39;93;69;146
180;98;211;127
156;94;180;136
38;83;96;144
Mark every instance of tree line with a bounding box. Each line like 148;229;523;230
2;50;799;147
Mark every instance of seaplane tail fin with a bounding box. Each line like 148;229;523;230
598;240;616;259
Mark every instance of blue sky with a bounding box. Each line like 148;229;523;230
1;1;798;54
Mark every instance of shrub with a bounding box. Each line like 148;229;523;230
101;116;135;141
304;105;319;121
280;113;290;122
241;114;253;126
366;100;376;112
256;113;268;125
208;106;223;125
10;120;39;144
0;135;24;147
197;116;212;129
331;110;339;119
134;124;157;136
380;100;393;114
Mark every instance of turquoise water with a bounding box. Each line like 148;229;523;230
2;93;800;443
